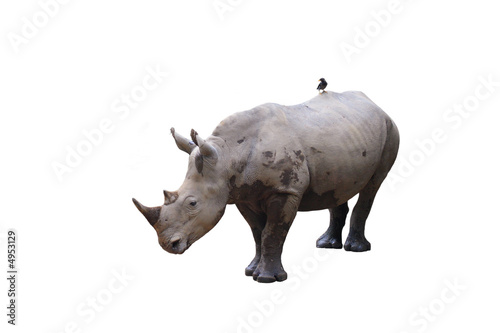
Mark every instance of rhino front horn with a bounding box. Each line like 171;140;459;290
132;198;161;226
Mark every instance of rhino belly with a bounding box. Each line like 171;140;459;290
297;139;383;211
298;168;375;211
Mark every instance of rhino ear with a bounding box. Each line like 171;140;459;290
163;190;178;204
132;198;161;226
190;129;218;161
171;127;196;154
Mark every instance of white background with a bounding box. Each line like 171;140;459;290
1;0;499;332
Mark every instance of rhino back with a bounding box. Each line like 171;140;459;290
212;91;394;208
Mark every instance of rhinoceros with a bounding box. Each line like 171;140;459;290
132;91;399;283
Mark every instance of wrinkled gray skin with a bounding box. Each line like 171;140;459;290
133;91;399;283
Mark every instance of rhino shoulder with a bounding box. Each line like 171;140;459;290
212;103;282;136
346;90;376;103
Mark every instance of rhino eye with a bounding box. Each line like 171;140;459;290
189;201;197;207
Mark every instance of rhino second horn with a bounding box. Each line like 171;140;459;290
163;190;178;204
191;129;218;160
132;198;160;226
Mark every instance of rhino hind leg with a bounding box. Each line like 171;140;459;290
316;202;349;249
252;194;299;283
344;165;390;252
344;189;374;252
345;122;399;252
236;204;266;276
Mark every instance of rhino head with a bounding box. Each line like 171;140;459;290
132;128;228;254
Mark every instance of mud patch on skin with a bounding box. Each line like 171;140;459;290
293;150;305;162
233;147;307;202
229;177;274;204
263;151;274;158
311;147;323;154
231;160;245;174
362;150;367;157
299;189;339;211
262;151;276;167
273;148;305;187
280;168;299;186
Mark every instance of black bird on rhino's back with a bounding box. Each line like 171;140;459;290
317;78;327;93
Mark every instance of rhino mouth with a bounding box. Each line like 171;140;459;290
161;237;191;254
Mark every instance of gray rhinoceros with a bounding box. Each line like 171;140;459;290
133;91;399;283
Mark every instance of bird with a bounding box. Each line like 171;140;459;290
317;78;327;94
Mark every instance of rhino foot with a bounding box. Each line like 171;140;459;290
245;256;260;276
245;265;258;276
251;263;287;283
252;271;288;283
344;235;371;252
316;235;343;249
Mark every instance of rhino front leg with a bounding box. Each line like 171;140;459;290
316;202;349;249
253;194;299;283
236;204;266;276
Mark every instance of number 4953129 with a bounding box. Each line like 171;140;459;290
7;230;16;269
